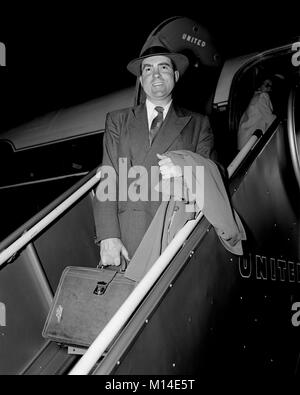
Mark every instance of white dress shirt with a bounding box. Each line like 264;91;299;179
145;99;172;130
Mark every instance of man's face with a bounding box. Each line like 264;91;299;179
139;55;179;102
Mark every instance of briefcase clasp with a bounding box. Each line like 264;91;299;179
93;281;108;295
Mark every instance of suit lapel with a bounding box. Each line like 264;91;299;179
129;104;149;165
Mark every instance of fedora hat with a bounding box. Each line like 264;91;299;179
127;36;189;77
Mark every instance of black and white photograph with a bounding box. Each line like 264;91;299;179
0;2;300;382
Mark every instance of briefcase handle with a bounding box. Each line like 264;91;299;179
97;256;129;273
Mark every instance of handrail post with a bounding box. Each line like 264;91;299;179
25;243;53;308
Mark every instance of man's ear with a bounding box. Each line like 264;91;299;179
139;76;143;87
175;70;180;82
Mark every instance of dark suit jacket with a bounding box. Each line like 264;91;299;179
93;102;215;257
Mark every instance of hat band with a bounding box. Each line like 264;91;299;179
140;46;171;57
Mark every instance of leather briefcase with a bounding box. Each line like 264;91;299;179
42;263;136;348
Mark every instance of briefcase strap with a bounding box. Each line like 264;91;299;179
94;257;130;296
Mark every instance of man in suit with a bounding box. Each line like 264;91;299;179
93;37;215;266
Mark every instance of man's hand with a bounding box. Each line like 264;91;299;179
157;153;182;179
100;238;130;266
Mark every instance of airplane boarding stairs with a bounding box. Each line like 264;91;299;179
0;100;299;375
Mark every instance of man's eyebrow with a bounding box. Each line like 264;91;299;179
158;62;172;67
142;63;152;69
142;62;172;69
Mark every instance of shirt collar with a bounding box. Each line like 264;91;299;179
145;98;172;119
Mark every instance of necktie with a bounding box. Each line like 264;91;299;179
149;106;164;145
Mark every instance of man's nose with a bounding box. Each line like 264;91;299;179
152;66;161;77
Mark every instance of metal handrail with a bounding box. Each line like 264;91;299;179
69;212;204;375
0;171;88;190
227;130;262;177
69;134;261;375
0;171;101;267
0;166;100;252
287;88;300;188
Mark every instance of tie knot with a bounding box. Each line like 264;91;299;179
155;106;164;114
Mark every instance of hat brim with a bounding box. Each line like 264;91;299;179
127;52;189;77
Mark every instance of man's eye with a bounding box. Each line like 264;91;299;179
161;65;171;71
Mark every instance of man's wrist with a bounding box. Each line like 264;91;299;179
94;235;121;246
